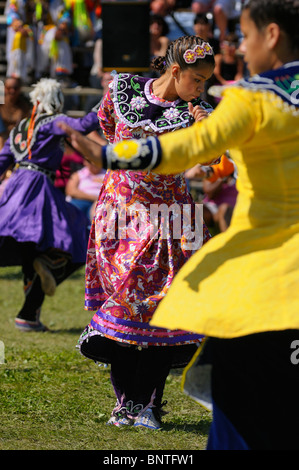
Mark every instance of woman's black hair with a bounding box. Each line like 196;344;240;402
151;35;215;75
243;0;299;53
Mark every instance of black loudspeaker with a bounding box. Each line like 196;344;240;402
101;1;150;72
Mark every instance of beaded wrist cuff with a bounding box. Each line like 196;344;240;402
102;136;162;171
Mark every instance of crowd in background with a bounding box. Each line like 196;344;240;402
0;0;246;233
2;0;245;87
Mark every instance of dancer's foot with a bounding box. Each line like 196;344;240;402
106;413;134;427
133;408;162;430
106;401;134;427
33;257;56;296
15;317;48;332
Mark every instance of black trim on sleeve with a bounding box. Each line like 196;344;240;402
102;137;162;171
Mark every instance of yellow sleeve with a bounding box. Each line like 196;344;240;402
156;88;257;174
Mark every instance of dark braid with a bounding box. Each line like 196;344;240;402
243;0;299;53
151;35;215;75
151;56;167;74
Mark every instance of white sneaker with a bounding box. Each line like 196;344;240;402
133;408;162;430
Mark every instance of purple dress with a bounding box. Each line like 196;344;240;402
0;112;99;266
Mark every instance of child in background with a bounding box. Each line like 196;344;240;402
213;32;244;86
66;160;106;221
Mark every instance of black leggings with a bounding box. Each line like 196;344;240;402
15;242;83;321
81;334;197;411
210;329;299;450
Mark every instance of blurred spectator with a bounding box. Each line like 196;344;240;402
67;0;94;47
186;154;237;232
0;77;31;145
56;87;109;194
193;12;220;105
193;12;220;54
66;160;106;221
54;145;84;194
89;30;103;89
36;12;73;81
55;131;107;196
85;71;113;114
140;14;169;79
6;17;34;83
202;171;237;232
213;0;240;40
47;0;66;24
100;71;113;95
166;12;195;41
150;0;194;41
145;14;170;77
150;14;169;59
191;0;241;41
191;0;213;14
213;32;244;86
150;0;176;17
85;0;102;30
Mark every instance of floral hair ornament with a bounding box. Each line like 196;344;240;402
183;42;213;64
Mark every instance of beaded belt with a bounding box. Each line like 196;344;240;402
17;161;56;183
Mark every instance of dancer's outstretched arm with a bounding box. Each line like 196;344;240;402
57;122;104;169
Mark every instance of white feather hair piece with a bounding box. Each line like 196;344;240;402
29;78;64;115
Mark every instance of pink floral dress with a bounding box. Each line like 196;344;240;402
84;73;211;347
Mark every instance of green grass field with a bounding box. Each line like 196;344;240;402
0;266;211;451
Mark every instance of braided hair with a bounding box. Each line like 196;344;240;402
243;0;299;53
151;35;215;75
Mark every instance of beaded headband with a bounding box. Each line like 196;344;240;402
183;42;213;64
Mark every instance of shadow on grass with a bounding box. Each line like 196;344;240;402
44;327;85;335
